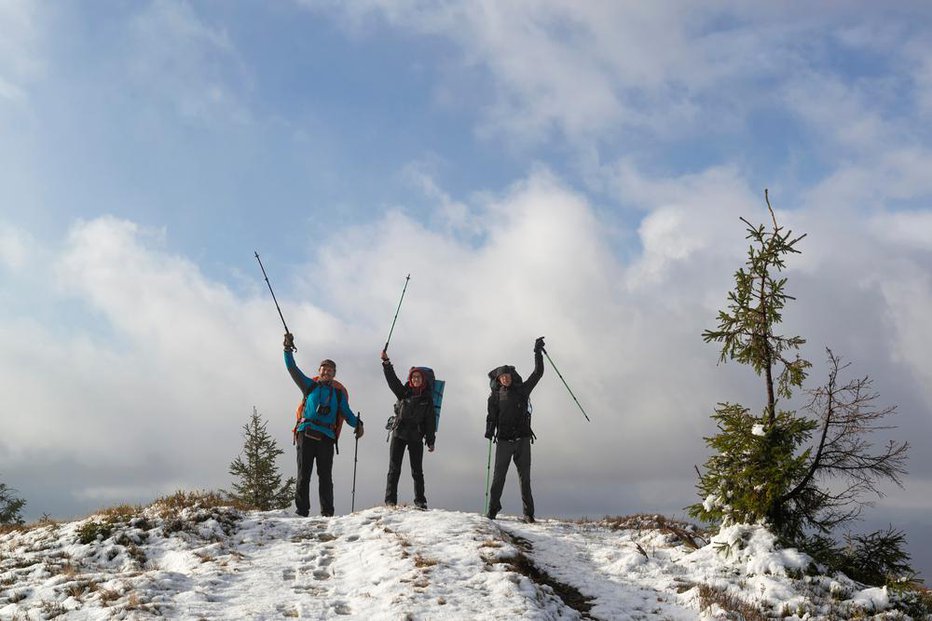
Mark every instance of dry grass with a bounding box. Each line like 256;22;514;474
97;587;121;606
697;583;768;621
98;504;143;523
38;600;66;619
66;579;99;600
599;513;710;549
413;554;438;568
152;489;249;515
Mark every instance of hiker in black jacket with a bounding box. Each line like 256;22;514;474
485;337;545;523
381;349;437;509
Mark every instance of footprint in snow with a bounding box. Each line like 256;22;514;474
332;601;352;615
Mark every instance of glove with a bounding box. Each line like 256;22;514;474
284;333;296;352
354;422;365;439
534;336;546;354
484;422;495;440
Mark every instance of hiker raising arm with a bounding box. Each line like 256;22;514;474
485;336;545;524
284;332;363;518
381;348;436;510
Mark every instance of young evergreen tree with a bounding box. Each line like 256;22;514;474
0;478;26;526
227;407;295;511
691;192;910;579
690;191;812;534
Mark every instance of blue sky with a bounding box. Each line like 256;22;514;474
3;1;932;579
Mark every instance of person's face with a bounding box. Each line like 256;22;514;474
498;373;512;387
319;364;336;381
410;371;423;387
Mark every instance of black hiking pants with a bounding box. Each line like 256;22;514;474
385;436;426;507
295;432;335;516
488;436;534;519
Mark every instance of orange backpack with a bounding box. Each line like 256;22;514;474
293;378;349;453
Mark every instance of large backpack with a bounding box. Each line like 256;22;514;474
293;377;348;453
488;365;534;441
387;367;445;434
411;367;445;430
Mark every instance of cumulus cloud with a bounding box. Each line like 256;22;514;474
297;1;932;151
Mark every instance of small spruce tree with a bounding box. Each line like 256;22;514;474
690;190;812;533
691;192;912;587
227;407;295;511
0;478;26;526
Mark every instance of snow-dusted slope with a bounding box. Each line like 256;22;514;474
0;502;921;619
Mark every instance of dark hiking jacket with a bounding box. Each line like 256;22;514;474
486;350;544;441
383;362;437;447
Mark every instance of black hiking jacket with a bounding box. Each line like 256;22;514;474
486;350;544;441
383;362;437;447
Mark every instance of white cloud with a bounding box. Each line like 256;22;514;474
297;1;931;150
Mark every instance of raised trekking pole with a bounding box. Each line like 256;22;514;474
254;252;294;349
383;274;411;353
483;437;493;515
543;349;591;422
351;413;361;512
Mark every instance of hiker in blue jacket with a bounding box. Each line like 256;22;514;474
380;348;436;509
485;337;545;523
284;332;363;517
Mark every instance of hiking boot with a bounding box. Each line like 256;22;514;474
414;501;427;510
486;512;497;520
295;510;309;518
321;510;334;517
522;515;535;524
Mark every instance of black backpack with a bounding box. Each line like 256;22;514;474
488;365;535;441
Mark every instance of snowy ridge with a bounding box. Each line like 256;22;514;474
0;502;923;620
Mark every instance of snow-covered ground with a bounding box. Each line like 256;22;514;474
1;499;927;619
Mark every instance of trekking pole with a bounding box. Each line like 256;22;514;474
543;349;591;422
352;413;361;513
483;437;493;515
383;274;411;352
254;252;294;349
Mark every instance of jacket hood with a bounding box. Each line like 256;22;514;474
488;365;523;390
407;367;430;395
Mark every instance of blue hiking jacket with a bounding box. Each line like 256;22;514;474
285;351;359;440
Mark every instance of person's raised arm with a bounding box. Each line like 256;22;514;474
381;350;407;399
284;333;315;394
524;336;546;393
